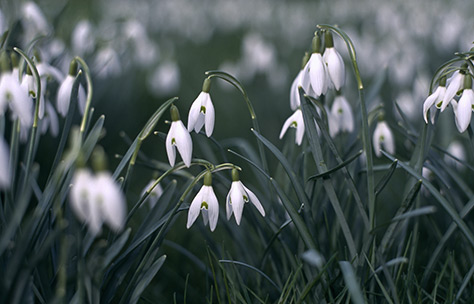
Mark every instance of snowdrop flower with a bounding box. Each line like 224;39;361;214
323;31;345;90
441;69;464;112
21;2;50;41
226;168;265;225
373;120;395;157
279;108;305;145
186;171;219;231
70;169;126;236
72;20;95;56
422;76;446;124
329;94;354;137
0;136;10;188
290;53;311;111
166;105;193;167
453;75;474;133
187;78;215;137
303;35;328;97
141;180;164;209
56;60;86;117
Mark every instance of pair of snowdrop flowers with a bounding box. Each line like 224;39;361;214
70;169;126;236
186;169;265;232
423;67;474;133
280;31;347;145
166;78;215;168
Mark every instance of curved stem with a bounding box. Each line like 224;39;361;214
73;56;93;135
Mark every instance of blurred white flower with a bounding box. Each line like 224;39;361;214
148;61;180;97
93;47;121;79
0;136;10;188
0;72;33;126
373;121;395;157
70;169;126;236
166;105;193;167
445;141;466;170
56;64;86;117
329;94;354;137
72;20;96;56
187;78;214;137
280;109;305;145
226;169;265;225
21;2;50;41
186;172;219;231
142;180;164;209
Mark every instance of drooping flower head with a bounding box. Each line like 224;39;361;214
56;59;86;117
187;171;219;231
323;31;345;91
290;53;311;111
166;105;193;167
422;76;446;124
303;34;328;97
226;168;265;225
279;108;305;145
373;120;395;158
328;93;354;137
187;77;215;137
441;66;466;112
453;74;474;133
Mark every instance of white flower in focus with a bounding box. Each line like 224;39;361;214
142;180;164;209
226;169;265;225
329;95;354;137
441;71;463;111
0;73;33;126
422;79;446;124
166;105;193;167
290;57;311;111
0;137;10;188
56;71;86;117
454;87;474;133
279;109;305;145
70;169;126;235
304;52;328;97
186;172;219;231
187;78;214;137
323;32;345;90
373;121;395;157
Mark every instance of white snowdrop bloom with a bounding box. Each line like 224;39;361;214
70;169;126;236
0;136;10;188
148;61;180;97
93;47;121;79
72;20;95;56
373;121;395;158
141;180;164;209
226;169;265;225
303;35;328;97
422;77;446;124
187;78;215;137
323;32;345;90
454;87;474;133
21;2;50;38
279;109;305;146
166;105;193;167
441;70;464;112
290;54;311;111
186;172;219;232
329;94;354;137
0;72;33;127
56;61;86;117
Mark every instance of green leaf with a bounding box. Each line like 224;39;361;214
129;255;167;304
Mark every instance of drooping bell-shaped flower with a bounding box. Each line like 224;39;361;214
226;168;265;225
328;93;354;137
279;108;305;145
290;53;311;111
441;68;465;111
303;35;328;97
453;75;474;133
56;60;86;117
186;171;219;231
323;31;345;90
422;76;446;124
373;120;395;157
166;105;193;167
187;78;215;137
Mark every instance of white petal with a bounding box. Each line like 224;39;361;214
186;186;204;229
96;172;126;232
226;190;233;220
56;75;74;117
423;88;440;124
166;124;177;167
442;72;462;112
203;93;215;137
455;89;473;132
294;110;305;146
308;53;327;96
324;48;345;90
230;182;245;225
187;94;203;132
174;120;193;167
290;70;303;111
70;169;94;223
205;186;219;231
242;184;265;217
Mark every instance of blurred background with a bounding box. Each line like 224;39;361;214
2;0;474;300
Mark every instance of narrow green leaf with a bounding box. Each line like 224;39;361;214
129;255;167;304
308;150;363;180
139;97;177;140
219;260;280;292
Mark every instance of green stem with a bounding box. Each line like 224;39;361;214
73;56;94;135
